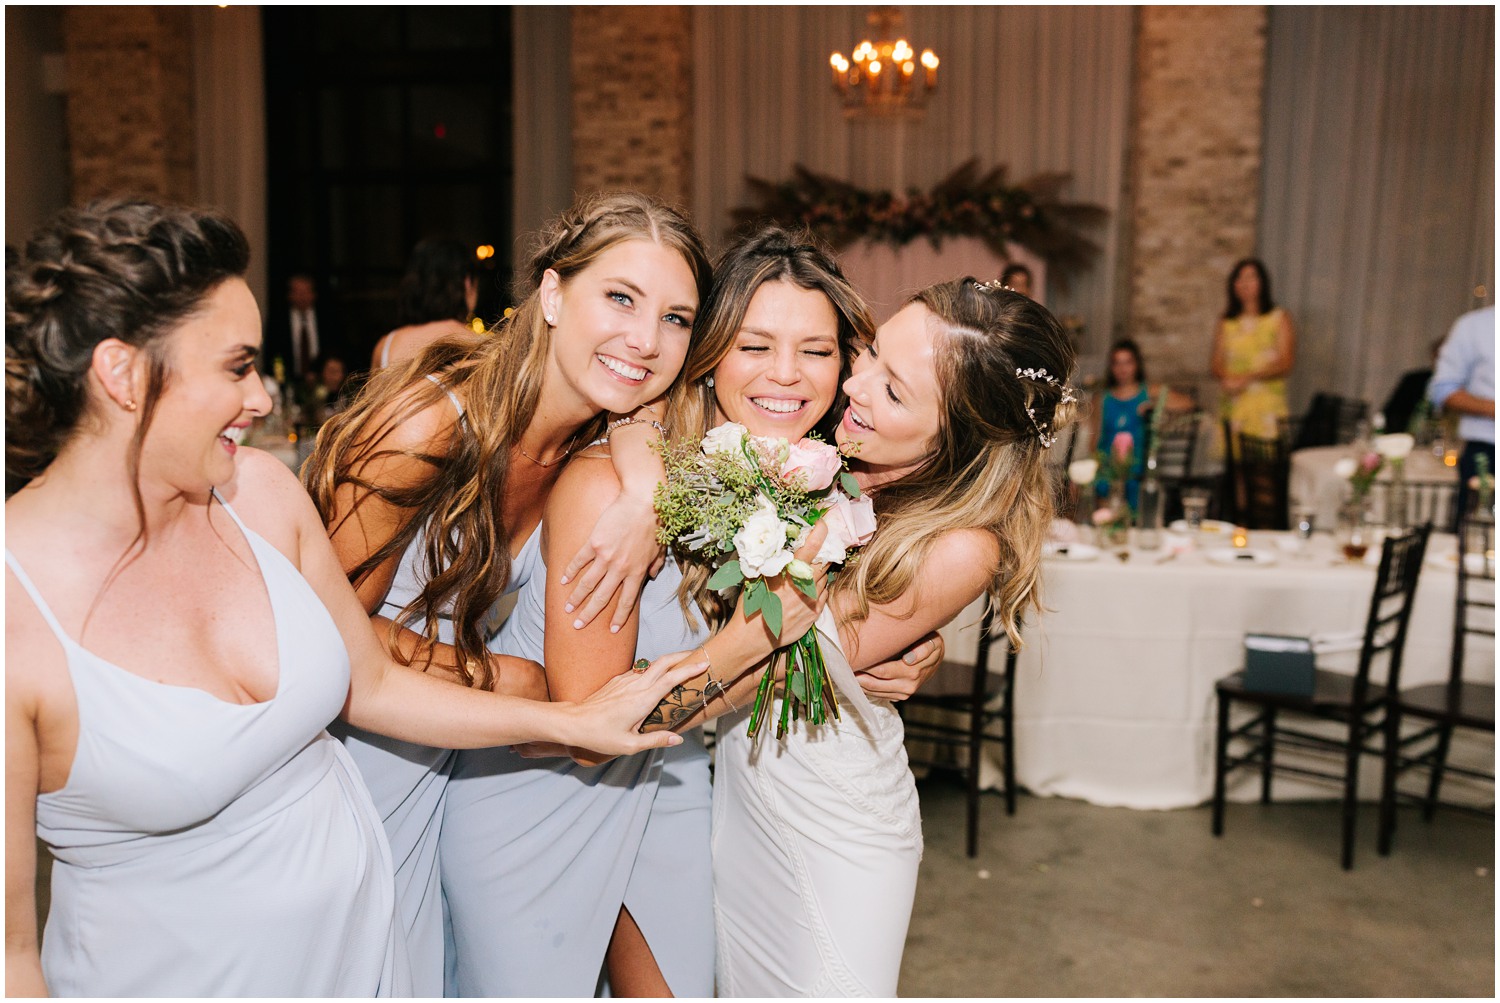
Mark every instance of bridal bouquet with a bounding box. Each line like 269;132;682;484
654;422;875;739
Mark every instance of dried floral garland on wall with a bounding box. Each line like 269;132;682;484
731;158;1108;283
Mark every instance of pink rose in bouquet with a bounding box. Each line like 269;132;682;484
1110;430;1134;464
815;493;877;565
780;437;843;492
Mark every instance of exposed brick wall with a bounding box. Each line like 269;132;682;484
1127;6;1267;393
570;6;692;208
62;6;194;203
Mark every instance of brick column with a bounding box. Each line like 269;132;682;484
570;6;693;207
1127;6;1267;389
62;6;194;203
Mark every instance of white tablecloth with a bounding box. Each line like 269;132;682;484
935;530;1493;810
1290;445;1458;530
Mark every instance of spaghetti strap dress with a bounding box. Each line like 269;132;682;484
7;496;410;997
712;607;923;997
440;552;714;997
331;524;538;998
329;375;534;996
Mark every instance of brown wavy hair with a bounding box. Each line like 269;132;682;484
666;226;874;628
302;192;711;688
836;278;1078;652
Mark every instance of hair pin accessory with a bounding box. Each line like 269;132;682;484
1015;367;1078;447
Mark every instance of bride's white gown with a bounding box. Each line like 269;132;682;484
712;608;923;997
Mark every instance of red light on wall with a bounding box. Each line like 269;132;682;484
433;123;447;140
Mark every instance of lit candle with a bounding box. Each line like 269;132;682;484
921;49;939;88
1232;526;1249;548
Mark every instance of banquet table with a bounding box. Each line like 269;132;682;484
246;415;311;471
934;528;1493;811
1290;444;1458;530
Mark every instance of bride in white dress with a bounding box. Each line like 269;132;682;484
639;274;1079;996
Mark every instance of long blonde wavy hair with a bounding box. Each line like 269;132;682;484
302;192;711;687
835;278;1078;651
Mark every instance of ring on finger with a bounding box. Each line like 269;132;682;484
632;658;650;673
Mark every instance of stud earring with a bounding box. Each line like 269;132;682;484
545;313;555;324
704;376;714;388
123;399;137;412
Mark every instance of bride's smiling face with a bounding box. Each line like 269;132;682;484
835;302;942;481
712;280;842;441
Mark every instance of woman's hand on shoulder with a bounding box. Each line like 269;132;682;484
557;484;664;633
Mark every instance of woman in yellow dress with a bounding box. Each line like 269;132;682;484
1212;257;1296;440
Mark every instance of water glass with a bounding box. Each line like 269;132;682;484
1182;492;1209;532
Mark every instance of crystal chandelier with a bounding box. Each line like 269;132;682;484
828;7;939;119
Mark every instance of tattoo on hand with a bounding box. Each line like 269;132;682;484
642;682;704;730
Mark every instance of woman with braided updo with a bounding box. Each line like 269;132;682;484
3;200;699;997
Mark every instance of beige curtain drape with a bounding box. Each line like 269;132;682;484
691;6;1134;353
1260;6;1495;415
512;7;574;262
191;5;268;308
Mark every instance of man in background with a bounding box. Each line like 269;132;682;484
1429;304;1495;524
265;273;338;385
1001;262;1034;299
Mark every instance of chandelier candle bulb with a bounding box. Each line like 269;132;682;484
830;7;938;117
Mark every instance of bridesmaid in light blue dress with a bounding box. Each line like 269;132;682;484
301;192;713;992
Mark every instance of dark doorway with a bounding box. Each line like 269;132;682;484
263;6;513;371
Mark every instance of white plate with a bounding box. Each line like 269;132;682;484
1169;519;1234;535
1205;547;1278;567
1043;541;1100;562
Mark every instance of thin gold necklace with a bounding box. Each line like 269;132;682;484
516;432;579;468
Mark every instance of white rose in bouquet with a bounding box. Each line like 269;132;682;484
733;502;795;579
1333;457;1359;479
701;421;749;459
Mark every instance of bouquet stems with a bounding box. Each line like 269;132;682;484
745;626;842;740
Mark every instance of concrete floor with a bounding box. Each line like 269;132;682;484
900;777;1495;997
32;779;1493;997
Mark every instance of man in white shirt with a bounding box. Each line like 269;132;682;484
1429;304;1495;524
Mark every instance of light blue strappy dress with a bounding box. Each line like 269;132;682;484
441;550;714;997
7;496;410;997
329;375;537;996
